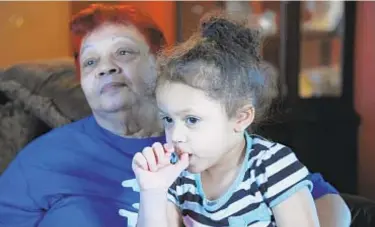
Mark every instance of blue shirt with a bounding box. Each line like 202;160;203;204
0;116;165;227
0;115;337;227
310;173;339;199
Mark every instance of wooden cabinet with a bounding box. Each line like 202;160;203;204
260;1;359;194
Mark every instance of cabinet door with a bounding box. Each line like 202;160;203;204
298;1;344;99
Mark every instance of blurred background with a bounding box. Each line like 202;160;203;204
0;1;374;201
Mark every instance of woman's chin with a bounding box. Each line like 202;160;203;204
100;93;137;112
99;99;131;112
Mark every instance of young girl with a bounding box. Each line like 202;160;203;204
132;13;320;227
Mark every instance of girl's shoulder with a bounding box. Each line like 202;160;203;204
246;134;298;171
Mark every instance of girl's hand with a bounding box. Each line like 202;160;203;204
132;142;189;192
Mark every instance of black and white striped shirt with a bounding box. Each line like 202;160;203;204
167;133;312;227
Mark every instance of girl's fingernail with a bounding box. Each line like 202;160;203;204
164;143;174;152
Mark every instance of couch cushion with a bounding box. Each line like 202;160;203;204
342;193;375;227
0;69;7;104
0;101;49;173
0;58;91;128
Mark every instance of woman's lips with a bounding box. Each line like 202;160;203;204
100;82;126;93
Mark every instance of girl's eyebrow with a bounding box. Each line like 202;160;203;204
157;108;167;115
159;107;198;117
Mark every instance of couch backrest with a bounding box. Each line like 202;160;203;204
0;58;91;128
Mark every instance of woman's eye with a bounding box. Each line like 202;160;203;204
186;117;200;125
115;49;139;62
83;59;96;67
118;50;128;55
117;49;135;56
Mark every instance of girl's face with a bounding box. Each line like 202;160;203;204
156;82;246;173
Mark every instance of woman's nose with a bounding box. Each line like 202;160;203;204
97;65;121;77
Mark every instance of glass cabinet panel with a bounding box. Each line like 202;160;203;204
298;1;344;98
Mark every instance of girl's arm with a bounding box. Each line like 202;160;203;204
272;187;320;227
167;201;184;227
132;143;188;227
137;190;183;227
253;143;320;227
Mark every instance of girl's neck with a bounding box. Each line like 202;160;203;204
204;135;247;179
201;135;247;200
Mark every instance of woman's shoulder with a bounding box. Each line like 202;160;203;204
16;116;96;160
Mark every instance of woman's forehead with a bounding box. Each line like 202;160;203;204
81;23;148;50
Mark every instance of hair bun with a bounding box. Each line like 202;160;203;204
201;16;235;41
199;13;261;61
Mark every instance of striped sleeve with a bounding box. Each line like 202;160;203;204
255;143;313;208
167;178;181;207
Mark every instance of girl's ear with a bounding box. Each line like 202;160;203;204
233;105;255;133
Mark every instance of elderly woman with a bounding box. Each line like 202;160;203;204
0;4;350;227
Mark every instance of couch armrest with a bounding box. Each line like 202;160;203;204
341;193;375;227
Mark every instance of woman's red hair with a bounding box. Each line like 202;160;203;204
70;4;166;78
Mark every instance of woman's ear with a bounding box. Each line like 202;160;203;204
233;105;255;133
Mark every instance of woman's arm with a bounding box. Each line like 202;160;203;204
272;187;320;227
315;194;351;227
0;159;44;227
309;173;351;226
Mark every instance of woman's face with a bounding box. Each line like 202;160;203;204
79;23;157;114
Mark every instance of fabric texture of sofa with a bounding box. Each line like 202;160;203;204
0;58;91;172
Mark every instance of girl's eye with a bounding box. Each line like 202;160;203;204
162;116;174;126
186;117;200;125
